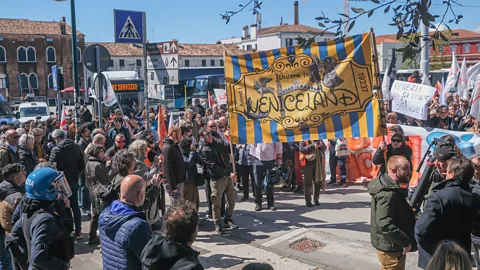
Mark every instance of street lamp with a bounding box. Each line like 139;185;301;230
53;0;81;134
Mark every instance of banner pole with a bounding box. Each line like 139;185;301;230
223;50;236;177
370;28;389;161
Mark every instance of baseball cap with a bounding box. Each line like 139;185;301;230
434;144;457;161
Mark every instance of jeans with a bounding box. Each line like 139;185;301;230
338;156;347;183
69;186;82;234
253;160;275;206
0;232;12;270
78;175;91;211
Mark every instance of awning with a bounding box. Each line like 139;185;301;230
61;87;85;93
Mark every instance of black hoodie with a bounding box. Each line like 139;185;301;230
49;139;85;189
141;235;204;270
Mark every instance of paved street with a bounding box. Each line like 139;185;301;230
71;183;422;270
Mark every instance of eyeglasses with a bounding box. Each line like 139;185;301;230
391;139;402;143
218;126;225;129
116;140;126;144
203;131;212;137
208;125;216;128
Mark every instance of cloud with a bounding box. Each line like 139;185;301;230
474;26;480;33
430;23;448;31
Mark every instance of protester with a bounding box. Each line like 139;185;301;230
18;134;38;175
333;138;349;187
0;130;20;180
373;133;413;175
198;127;237;235
368;156;416;270
179;136;201;212
81;105;93;123
49;129;85;239
85;144;111;245
415;156;478;269
299;140;326;207
425;241;472;270
107;116;132;147
11;168;75;270
110;149;136;190
77;123;91;152
469;154;480;268
386;112;399;124
180;109;199;142
129;140;163;227
141;200;204;270
237;144;255;201
250;142;282;211
99;175;155;270
105;133;126;159
0;164;26;269
31;128;48;161
407;70;421;83
162;126;186;202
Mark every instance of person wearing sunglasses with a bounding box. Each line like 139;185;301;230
0;129;20;181
106;133;126;160
373;133;413;176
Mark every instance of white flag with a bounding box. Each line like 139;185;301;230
168;112;174;129
444;52;460;94
102;73;118;108
458;57;468;99
470;76;480;120
439;77;447;106
421;73;431;86
467;62;480;79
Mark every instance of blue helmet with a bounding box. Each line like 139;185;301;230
25;168;62;201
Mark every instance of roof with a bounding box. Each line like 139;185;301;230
375;28;480;44
0;18;83;36
87;42;143;57
86;42;244;57
178;43;244;56
257;24;334;36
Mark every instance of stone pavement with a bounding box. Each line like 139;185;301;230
71;184;421;270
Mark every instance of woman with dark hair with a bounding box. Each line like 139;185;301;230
179;136;201;212
425;241;471;270
110;149;136;189
373;133;413;175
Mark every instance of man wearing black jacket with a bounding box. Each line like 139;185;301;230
49;129;85;239
470;154;480;268
162;126;186;202
415;156;479;269
198;127;237;235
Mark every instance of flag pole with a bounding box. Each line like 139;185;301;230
370;28;389;161
223;50;236;177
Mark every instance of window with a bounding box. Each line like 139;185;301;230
26;47;36;62
0;74;7;89
246;45;252;50
0;47;5;63
119;59;125;67
211;60;215;66
48;73;53;89
109;60;114;67
220;59;224;66
185;60;190;67
19;73;28;91
451;44;457;53
201;60;206;67
29;73;38;89
286;38;294;47
17;47;27;62
136;59;142;67
464;44;470;53
77;47;82;62
255;44;258;50
46;46;56;63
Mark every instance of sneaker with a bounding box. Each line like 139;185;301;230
268;205;277;211
88;236;100;245
338;182;346;187
294;187;304;194
224;219;238;229
306;202;313;207
215;224;223;235
75;232;83;240
205;214;212;220
255;204;262;211
315;201;320;206
328;180;336;185
241;196;249;202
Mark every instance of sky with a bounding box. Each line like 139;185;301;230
1;0;480;44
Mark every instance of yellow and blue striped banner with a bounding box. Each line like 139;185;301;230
225;33;383;144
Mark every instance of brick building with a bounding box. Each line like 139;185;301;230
0;17;85;101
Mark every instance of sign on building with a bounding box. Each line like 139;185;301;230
146;40;179;85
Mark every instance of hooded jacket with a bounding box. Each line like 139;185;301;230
49;139;84;189
368;174;417;253
141;235;203;270
162;138;186;190
415;178;479;269
99;200;152;270
85;156;111;195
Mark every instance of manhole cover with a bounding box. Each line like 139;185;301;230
289;238;325;253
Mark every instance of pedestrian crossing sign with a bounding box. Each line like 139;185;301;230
114;9;146;44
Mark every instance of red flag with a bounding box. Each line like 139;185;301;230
434;81;442;96
208;91;214;107
158;105;167;147
59;106;67;131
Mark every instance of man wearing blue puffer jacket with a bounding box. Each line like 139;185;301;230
99;174;156;270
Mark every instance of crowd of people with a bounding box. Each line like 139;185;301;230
0;87;477;269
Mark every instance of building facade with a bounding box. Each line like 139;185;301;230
0;18;85;101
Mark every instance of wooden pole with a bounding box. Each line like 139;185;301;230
223;50;237;177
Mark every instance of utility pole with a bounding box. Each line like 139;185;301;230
70;0;81;133
420;0;430;79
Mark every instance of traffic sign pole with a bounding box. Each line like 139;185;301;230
96;45;104;129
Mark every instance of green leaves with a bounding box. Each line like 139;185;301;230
351;7;366;14
348;20;356;33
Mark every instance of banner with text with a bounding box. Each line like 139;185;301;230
214;88;228;105
341;125;480;186
225;33;382;144
391;80;436;120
